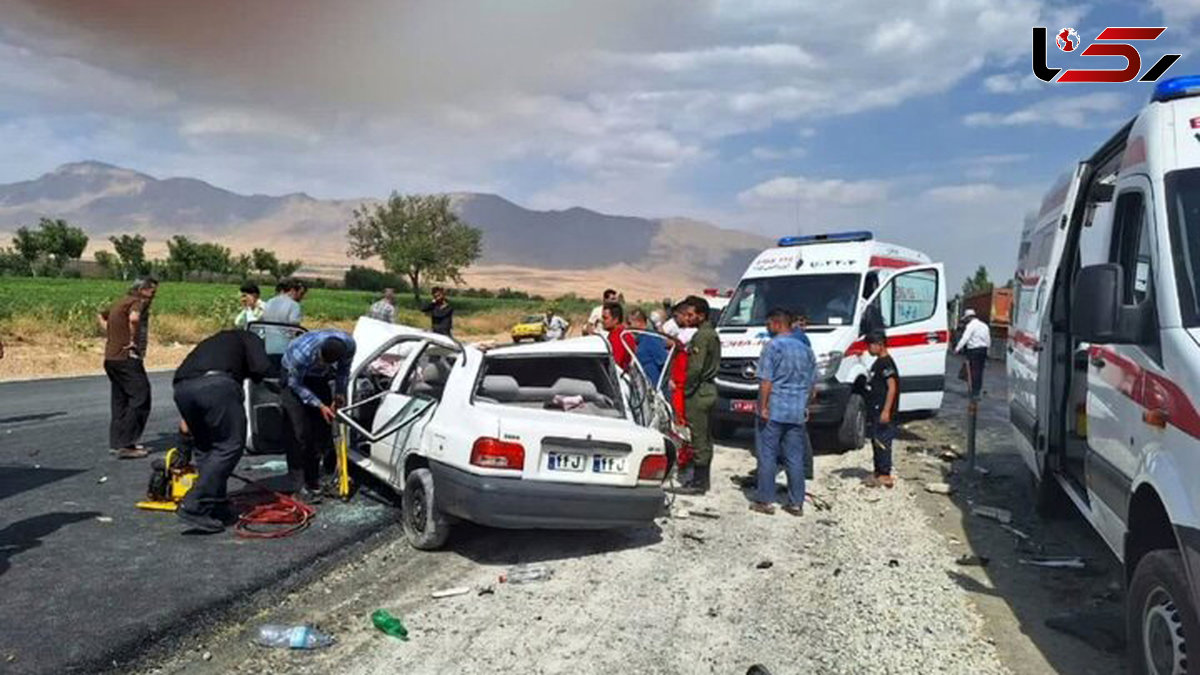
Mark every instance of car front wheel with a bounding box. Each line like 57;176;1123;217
1128;550;1198;675
402;467;450;550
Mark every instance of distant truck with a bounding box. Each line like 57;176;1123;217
1008;75;1200;673
713;231;948;448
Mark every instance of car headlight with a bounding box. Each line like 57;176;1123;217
814;351;843;380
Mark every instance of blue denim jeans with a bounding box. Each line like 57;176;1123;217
755;419;809;506
868;410;896;476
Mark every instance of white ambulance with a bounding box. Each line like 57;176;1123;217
714;231;948;447
1008;75;1200;673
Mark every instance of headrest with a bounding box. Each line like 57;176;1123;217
480;375;519;402
551;377;600;399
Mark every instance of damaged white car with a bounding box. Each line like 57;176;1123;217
252;318;683;549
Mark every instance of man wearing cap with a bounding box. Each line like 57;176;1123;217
955;309;991;399
281;329;356;502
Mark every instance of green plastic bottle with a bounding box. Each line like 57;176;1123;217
372;609;409;641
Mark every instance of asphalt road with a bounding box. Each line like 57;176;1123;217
0;372;400;675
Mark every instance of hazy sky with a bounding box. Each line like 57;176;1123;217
1;0;1197;288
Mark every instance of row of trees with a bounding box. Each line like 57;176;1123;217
0;218;90;277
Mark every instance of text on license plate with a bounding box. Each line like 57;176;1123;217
547;452;586;472
732;400;756;413
592;455;628;474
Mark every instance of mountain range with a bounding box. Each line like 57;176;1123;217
0;161;771;298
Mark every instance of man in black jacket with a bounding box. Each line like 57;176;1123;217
172;330;271;533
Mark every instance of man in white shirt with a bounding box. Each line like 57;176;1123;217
543;307;569;340
585;289;618;335
367;287;397;323
955;309;991;398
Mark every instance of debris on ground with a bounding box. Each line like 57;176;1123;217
888;559;901;568
371;610;409;641
431;587;471;599
96;516;113;523
924;482;954;495
806;492;832;511
756;560;774;570
1000;524;1030;540
956;554;990;567
682;531;707;544
500;563;553;584
1019;556;1087;570
1045;609;1126;653
255;624;336;649
477;586;495;596
247;460;288;473
746;665;774;675
971;505;1012;524
97;476;108;484
202;651;212;661
688;509;721;520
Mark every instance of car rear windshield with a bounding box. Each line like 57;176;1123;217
719;273;861;328
1167;168;1200;326
474;354;625;418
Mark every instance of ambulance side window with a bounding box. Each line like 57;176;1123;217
1111;192;1152;305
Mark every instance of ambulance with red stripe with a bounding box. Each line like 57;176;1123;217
714;231;948;448
1008;75;1200;672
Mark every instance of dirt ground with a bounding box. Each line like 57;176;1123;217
133;359;1131;675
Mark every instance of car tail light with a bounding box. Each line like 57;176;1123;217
471;438;525;470
638;454;668;481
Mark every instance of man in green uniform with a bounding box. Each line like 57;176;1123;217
671;295;721;495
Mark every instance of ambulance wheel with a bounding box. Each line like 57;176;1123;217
837;394;866;450
402;468;450;550
1128;550;1198;675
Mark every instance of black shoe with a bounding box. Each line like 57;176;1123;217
211;504;241;527
296;486;324;505
668;465;711;495
177;508;224;533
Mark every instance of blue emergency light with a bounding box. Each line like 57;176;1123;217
777;230;873;247
1152;75;1200;102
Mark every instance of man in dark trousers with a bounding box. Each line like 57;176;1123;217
281;329;356;502
864;330;900;489
98;277;158;459
172;330;271;533
670;295;721;495
422;286;454;336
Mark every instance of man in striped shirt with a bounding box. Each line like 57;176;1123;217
281;329;356;501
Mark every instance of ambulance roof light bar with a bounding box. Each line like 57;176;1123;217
777;231;873;247
1152;75;1200;103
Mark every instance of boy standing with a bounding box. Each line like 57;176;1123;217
865;330;899;488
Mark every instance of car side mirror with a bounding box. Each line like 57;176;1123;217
1072;263;1154;344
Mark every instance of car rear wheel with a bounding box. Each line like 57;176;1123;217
402;468;450;550
836;393;866;450
1128;550;1197;675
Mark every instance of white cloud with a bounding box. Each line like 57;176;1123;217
963;92;1130;129
738;176;890;208
982;72;1045;94
750;146;806;161
1152;0;1200;24
181;109;322;145
922;183;1029;203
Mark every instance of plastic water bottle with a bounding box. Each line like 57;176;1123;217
254;624;335;649
501;563;553;584
372;609;409;640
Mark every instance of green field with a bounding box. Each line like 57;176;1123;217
0;277;593;339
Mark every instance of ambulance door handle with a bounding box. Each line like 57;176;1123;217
1090;356;1106;369
925;332;939;343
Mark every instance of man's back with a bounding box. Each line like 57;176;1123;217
262;294;302;325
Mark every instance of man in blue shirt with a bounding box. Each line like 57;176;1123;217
281;329;356;501
629;309;667;386
751;308;816;516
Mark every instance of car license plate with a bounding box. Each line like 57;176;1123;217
592;455;628;474
732;400;756;414
547;452;586;472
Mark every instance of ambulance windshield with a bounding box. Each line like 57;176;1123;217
719;273;861;328
1167;168;1200;326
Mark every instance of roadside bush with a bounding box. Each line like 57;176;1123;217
343;266;410;293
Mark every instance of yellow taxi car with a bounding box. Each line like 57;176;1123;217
510;314;547;342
